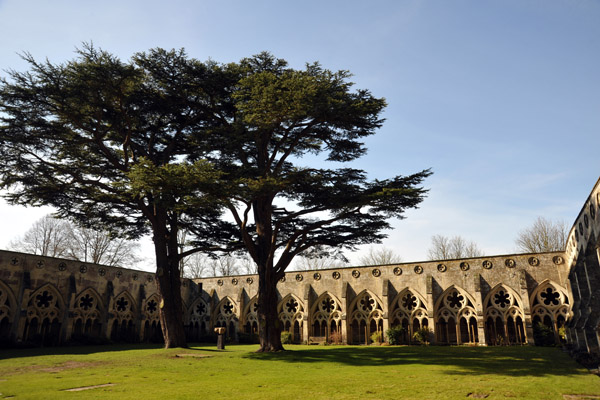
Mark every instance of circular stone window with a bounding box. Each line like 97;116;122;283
528;257;539;266
58;262;67;271
231;278;238;285
246;277;253;284
553;256;564;265
414;265;423;274
437;264;447;272
313;272;321;281
482;260;492;269
393;267;402;276
372;268;381;277
352;270;360;278
332;271;341;280
505;259;516;268
295;274;303;282
217;279;223;286
460;262;469;271
280;276;286;283
80;264;88;273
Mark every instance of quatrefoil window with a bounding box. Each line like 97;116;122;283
79;294;94;310
116;297;129;312
540;288;560;306
147;299;158;314
493;290;510;308
36;291;53;308
286;298;298;313
446;291;464;309
321;298;335;313
196;302;206;315
402;294;417;311
223;301;234;315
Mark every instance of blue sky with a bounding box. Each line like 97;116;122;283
0;0;598;270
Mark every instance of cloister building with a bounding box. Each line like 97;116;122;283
0;178;598;356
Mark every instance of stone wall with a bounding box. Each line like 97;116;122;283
200;251;569;345
0;247;571;347
564;178;600;354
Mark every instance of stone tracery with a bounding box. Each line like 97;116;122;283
483;285;525;345
278;294;304;343
390;288;429;344
435;286;478;344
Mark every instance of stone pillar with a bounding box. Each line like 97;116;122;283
518;270;534;345
426;275;436;344
302;314;309;344
382;279;389;343
473;273;486;345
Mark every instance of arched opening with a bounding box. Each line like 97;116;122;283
459;318;469;343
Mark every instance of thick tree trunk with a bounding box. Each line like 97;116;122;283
256;265;284;352
153;221;187;349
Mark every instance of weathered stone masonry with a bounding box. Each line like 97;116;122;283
1;177;599;352
0;248;570;347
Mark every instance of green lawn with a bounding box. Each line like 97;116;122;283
0;344;598;399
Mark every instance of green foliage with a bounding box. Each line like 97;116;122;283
385;325;405;345
412;327;432;345
280;331;293;345
370;331;382;344
533;322;556;346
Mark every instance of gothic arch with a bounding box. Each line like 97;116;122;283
211;296;238;338
389;288;429;344
186;296;210;341
141;293;162;343
0;280;17;341
108;290;137;343
71;287;105;339
348;290;384;344
310;292;343;341
530;280;570;343
483;284;526;345
23;283;64;345
434;286;478;344
278;294;305;343
242;296;259;335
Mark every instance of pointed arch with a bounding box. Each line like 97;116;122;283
142;293;161;322
348;290;384;344
242;296;259;335
530;280;570;344
434;285;477;345
483;284;525;345
0;280;17;341
389;288;429;344
24;283;64;345
108;290;137;343
278;294;305;343
71;287;105;339
310;292;343;341
211;296;239;338
185;296;210;342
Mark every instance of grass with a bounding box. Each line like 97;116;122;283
0;344;599;399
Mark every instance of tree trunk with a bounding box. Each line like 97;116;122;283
153;220;187;349
256;265;284;352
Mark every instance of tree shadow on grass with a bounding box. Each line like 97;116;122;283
0;342;224;361
243;345;587;378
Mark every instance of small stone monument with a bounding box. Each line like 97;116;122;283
214;327;226;350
